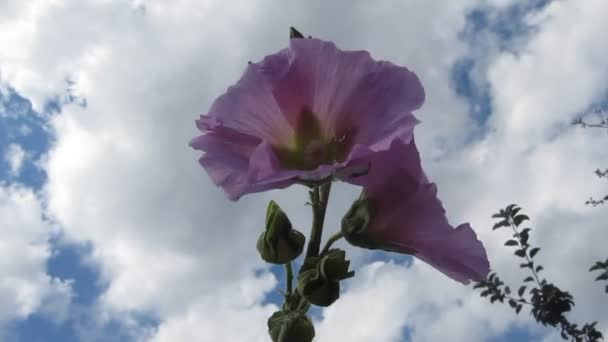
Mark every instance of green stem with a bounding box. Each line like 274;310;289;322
306;182;332;258
281;182;331;316
297;297;309;310
321;231;344;255
285;262;293;296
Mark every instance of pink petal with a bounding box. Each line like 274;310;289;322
202;62;294;145
378;183;490;284
348;139;489;284
190;38;426;200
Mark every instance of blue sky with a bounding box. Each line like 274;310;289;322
1;1;607;341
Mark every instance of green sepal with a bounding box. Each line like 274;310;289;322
289;27;305;39
341;194;418;255
257;200;305;264
341;194;383;250
267;310;315;342
297;249;355;307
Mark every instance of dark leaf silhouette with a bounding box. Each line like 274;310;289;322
474;205;604;341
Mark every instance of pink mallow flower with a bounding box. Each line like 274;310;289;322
190;38;424;200
342;139;490;284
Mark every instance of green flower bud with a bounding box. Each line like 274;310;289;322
341;194;379;250
297;249;355;307
267;310;315;342
257;200;305;264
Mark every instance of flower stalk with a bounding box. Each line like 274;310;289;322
321;232;344;255
306;182;332;258
285;262;293;297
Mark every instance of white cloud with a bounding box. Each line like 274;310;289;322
29;1;485;340
1;0;607;341
4;143;27;177
0;185;72;335
487;0;608;147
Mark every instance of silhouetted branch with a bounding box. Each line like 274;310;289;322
474;205;603;342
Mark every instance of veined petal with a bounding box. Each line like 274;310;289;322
202;61;294;145
273;39;374;133
344;139;490;284
191;38;426;200
397;223;490;284
378;183;490;284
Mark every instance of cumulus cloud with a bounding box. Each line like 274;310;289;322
0;0;607;341
0;185;72;335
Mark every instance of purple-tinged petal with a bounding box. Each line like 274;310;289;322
191;38;426;200
190;128;293;200
377;183;490;284
271;39;375;131
198;150;295;201
277;40;424;139
397;223;490;284
202;61;294;145
336;63;424;151
344;139;489;284
249;142;344;185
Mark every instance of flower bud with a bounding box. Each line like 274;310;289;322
341;194;379;249
297;249;354;307
267;310;315;342
257;200;305;264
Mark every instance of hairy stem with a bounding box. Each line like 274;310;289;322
285;262;293;297
306;182;332;258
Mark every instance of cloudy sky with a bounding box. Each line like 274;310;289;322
1;0;607;341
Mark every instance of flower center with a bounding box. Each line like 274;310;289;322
273;107;356;171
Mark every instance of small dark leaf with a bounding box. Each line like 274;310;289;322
524;276;534;282
520;263;532;269
529;247;541;258
596;273;608;281
518;286;527;297
480;290;491;297
505;286;511;295
516;304;523;314
289;27;305;39
589;262;604;271
509;299;517;308
506;204;518;213
473;282;486;289
519;228;531;236
493;220;509;230
492;212;504;219
490;294;500;303
514;249;526;258
535;265;543;273
519;230;530;245
513;214;530;226
505;240;519;246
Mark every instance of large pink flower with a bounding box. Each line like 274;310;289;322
342;139;490;284
190;38;424;200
